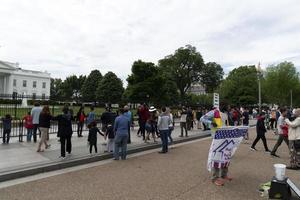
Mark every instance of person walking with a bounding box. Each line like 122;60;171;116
250;112;271;152
53;106;73;159
242;108;250;140
88;121;104;155
285;108;300;170
196;108;203;129
37;106;52;152
2;114;12;144
180;107;188;137
270;108;289;158
113;108;130;160
146;106;158;143
23;112;34;142
31;102;42;143
157;107;171;153
76;106;85;137
140;104;149;141
270;108;277;130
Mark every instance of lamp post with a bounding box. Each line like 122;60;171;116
257;62;262;113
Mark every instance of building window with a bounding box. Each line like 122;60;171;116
33;81;37;88
13;79;17;87
32;93;36;99
42;82;46;89
42;93;46;99
23;80;27;87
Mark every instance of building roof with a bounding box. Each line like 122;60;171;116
0;60;51;78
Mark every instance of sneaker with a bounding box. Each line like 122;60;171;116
59;156;66;160
250;147;257;151
271;153;280;158
46;144;51;149
265;150;271;154
214;178;225;186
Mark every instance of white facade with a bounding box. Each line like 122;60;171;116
188;83;206;95
0;60;51;99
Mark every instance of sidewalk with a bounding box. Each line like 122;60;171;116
0;125;210;178
0;128;299;200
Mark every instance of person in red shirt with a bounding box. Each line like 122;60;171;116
23;112;34;142
76;106;86;137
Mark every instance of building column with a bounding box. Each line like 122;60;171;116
3;76;7;94
6;75;13;94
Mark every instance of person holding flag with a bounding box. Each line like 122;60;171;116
201;107;247;186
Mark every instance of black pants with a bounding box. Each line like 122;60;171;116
77;122;84;137
127;126;131;144
89;143;97;153
271;135;289;154
33;124;40;143
140;121;146;140
270;119;276;129
251;133;269;151
60;135;72;157
2;129;11;143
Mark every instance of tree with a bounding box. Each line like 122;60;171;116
263;61;299;106
50;78;63;101
219;65;258;106
61;75;86;102
201;62;224;93
81;70;102;102
96;72;124;104
159;45;205;101
124;60;179;106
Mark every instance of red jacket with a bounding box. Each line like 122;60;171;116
23;115;34;129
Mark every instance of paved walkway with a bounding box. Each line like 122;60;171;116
0;128;299;200
0;125;209;174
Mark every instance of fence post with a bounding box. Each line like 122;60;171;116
52;104;55;115
14;102;17;119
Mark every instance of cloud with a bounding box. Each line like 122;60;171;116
0;0;300;81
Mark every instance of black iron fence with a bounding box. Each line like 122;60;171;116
0;119;102;140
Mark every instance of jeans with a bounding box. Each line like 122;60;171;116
2;129;11;144
33;124;40;143
60;135;72;157
168;128;173;144
180;122;188;136
27;128;33;141
114;134;128;160
77;122;84;137
160;130;169;152
271;135;289;154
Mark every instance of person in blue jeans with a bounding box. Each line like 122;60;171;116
157;107;171;153
113;108;130;160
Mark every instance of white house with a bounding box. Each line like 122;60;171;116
188;83;206;95
0;60;51;99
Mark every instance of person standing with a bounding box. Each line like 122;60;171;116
196;108;203;129
105;124;115;153
270;108;289;158
140;104;149;141
123;105;133;144
23;112;34;142
86;106;96;128
250;112;271;152
37;106;52;152
113;108;130;160
2;114;12;144
31;102;42;143
180;107;188;137
157;107;171;153
187;107;193;130
76;106;85;137
270;108;277;130
242;108;250;140
285;108;300;170
166;107;174;144
53;106;73;159
88;121;104;155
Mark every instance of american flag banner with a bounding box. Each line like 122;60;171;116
207;126;248;172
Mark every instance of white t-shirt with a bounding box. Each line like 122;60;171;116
277;116;285;135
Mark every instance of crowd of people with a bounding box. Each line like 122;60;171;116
1;103;299;173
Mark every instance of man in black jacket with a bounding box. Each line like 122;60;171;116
53;107;73;159
251;112;271;152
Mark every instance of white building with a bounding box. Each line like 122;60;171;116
188;83;206;95
0;60;51;99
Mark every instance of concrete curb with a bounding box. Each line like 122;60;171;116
0;133;210;182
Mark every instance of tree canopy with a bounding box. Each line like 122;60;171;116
81;70;102;102
96;72;124;104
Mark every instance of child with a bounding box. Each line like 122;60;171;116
2;114;12;144
88;121;104;155
23;112;34;142
105;124;115;153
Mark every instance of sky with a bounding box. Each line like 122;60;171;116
0;0;300;82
